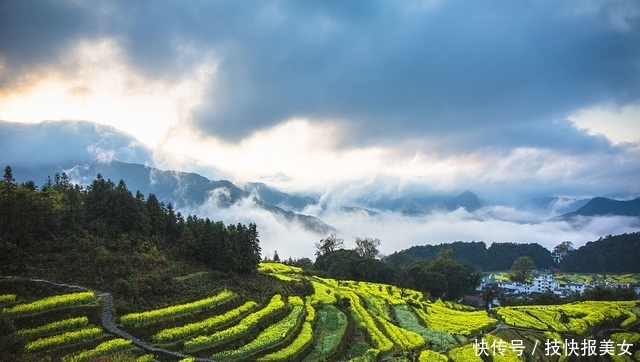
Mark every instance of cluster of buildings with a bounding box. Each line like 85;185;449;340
490;274;584;297
463;273;640;307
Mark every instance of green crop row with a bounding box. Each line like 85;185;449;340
258;321;313;361
212;297;305;360
3;292;97;317
393;305;458;351
183;294;286;352
257;298;317;361
304;305;348;361
358;290;392;320
495;308;548;330
17;316;90;340
497;301;639;335
153;300;258;343
61;338;132;362
414;301;496;335
304;297;316;323
419;349;448;362
0;294;16;305
310;280;337;305
341;291;394;352
375;314;425;350
259;262;303;274
356;282;408;307
25;326;103;352
120;289;233;325
448;343;483;362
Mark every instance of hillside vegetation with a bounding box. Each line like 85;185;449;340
2;166;640;361
387;232;640;274
0;166;261;307
2;263;639;361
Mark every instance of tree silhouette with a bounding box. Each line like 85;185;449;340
510;256;536;283
314;233;344;256
355;237;381;259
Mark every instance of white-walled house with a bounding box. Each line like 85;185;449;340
493;272;591;296
533;274;560;293
566;282;586;294
498;281;535;294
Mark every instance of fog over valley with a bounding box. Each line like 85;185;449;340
1;0;639;259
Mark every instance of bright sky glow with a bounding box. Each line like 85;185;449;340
0;1;639;256
0;30;637;204
569;103;640;144
0;39;215;147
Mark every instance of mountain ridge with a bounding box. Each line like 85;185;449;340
444;190;482;212
11;161;335;235
554;196;640;221
3;120;639;224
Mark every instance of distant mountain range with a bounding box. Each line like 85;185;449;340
554;196;640;221
529;196;591;215
444;190;482;212
339;206;382;217
10;159;640;234
353;190;482;216
2;120;639;235
243;182;318;211
12;161;334;235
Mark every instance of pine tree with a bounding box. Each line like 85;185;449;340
0;166;17;246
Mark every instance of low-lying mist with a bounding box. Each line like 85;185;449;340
185;193;640;261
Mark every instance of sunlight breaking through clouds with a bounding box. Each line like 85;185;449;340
0;1;639;259
0;38;216;147
569;102;640;144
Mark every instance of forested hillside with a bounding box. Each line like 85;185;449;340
1;165;640;362
0;164;488;303
559;232;640;273
386;241;555;271
386;232;640;274
0;166;261;297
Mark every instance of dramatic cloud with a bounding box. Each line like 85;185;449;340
2;1;639;145
188;192;640;259
0;120;152;167
0;0;638;254
0;38;215;147
569;102;640;144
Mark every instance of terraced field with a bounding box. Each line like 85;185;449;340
2;265;640;361
0;287;123;361
554;273;640;285
496;301;638;334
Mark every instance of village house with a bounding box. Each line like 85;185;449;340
532;274;560;293
566;282;586;294
486;272;597;298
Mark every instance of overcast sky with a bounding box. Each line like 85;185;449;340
1;0;639;204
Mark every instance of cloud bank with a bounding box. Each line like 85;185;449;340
187;191;640;259
0;1;639;256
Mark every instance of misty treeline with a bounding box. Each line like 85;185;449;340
0;166;261;275
384;234;640;274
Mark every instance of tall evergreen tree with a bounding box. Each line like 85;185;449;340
0;166;17;247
